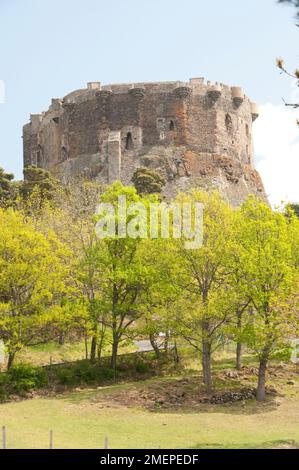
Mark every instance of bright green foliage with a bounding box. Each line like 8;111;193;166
172;190;235;391
236;198;297;356
0;209;68;367
92;182;159;369
0;180;298;402
35;179;106;361
234;197;299;399
135;237;179;357
0;364;47;395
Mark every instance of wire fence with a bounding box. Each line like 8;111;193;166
1;425;109;450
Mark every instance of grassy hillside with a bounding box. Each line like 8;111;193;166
0;378;298;449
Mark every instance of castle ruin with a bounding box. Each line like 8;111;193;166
23;77;267;205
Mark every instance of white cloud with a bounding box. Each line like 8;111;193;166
253;103;299;207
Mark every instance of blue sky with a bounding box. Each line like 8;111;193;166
0;0;298;203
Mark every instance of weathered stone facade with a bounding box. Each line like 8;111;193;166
23;78;266;206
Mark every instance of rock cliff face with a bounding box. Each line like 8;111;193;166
23;78;267;206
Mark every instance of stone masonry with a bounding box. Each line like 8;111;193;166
23;78;267;206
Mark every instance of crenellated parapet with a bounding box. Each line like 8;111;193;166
250;102;259;121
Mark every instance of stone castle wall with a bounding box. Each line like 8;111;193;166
23;77;265;206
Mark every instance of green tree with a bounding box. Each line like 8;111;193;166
0;208;68;368
20;166;60;210
0;167;18;208
173;190;235;393
289;203;299;219
135;238;179;359
37;178;105;362
132;168;166;195
235;197;298;400
225;213;257;370
93;182;157;371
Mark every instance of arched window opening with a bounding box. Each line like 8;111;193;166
169;120;175;131
225;113;233;132
61;146;67;162
125;132;134;150
245;123;249;137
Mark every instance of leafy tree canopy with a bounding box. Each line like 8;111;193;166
0;167;17;208
132;167;166;195
21;166;60;203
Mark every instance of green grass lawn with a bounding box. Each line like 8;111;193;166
1;345;298;449
0;380;298;449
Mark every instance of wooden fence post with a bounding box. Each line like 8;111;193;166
104;436;108;449
2;426;6;449
49;430;53;449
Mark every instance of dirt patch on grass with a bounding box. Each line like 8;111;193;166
84;362;299;411
83;376;259;411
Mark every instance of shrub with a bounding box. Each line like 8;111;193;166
73;361;98;383
56;362;116;385
6;364;47;394
56;367;76;386
99;367;115;380
135;361;150;374
55;362;100;386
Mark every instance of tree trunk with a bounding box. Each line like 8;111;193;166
90;335;97;363
256;358;268;401
110;336;119;375
201;352;205;382
149;333;160;359
7;351;15;370
202;337;212;393
97;326;106;361
110;284;119;375
84;337;88;360
236;310;243;370
164;331;169;355
173;340;180;364
236;342;242;370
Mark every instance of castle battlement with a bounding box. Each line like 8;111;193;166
49;78;258;111
23;77;265;206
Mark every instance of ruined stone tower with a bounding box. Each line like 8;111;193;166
23;78;267;206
